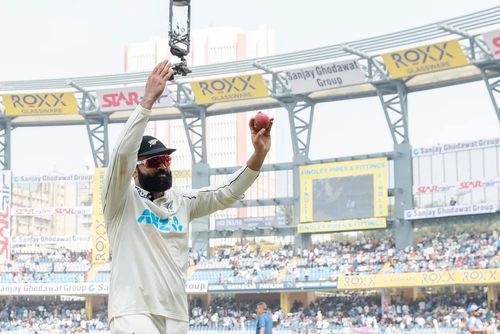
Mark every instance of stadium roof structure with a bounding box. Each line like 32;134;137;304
0;7;498;160
1;7;499;247
1;6;499;92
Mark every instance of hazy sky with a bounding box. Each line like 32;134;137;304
1;0;499;174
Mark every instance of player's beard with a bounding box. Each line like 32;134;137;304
137;168;172;193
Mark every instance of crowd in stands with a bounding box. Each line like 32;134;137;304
288;292;498;332
0;249;90;284
0;292;496;333
189;297;273;330
189;292;499;332
1;230;498;286
188;231;499;285
0;298;108;332
191;244;294;285
385;230;499;273
0;230;497;332
293;230;500;275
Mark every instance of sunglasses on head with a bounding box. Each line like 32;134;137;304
137;154;172;169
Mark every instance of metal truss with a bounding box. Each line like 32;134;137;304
282;97;314;246
253;61;290;97
3;6;498;92
173;81;208;165
437;24;500;123
211;162;294;175
85;115;109;168
439;24;493;63
254;62;316;160
0;120;11;170
375;81;409;145
68;80;99;113
342;45;389;81
208;227;297;239
281;98;315;159
180;106;207;165
69;81;109;168
375;80;413;248
175;81;196;106
210;152;392;175
392;143;416;249
480;63;500;122
234;197;294;208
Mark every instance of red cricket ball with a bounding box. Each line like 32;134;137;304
254;112;270;130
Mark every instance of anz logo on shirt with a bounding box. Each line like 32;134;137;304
137;209;184;233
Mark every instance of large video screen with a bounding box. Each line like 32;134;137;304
299;158;388;232
312;174;374;221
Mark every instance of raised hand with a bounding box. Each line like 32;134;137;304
141;60;174;110
249;117;274;155
246;117;274;171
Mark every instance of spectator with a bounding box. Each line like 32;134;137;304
256;302;272;334
467;304;488;334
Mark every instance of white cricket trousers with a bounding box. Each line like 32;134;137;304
110;314;188;334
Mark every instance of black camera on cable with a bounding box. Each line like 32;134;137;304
169;0;191;79
172;58;191;78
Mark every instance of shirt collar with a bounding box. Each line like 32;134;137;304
135;185;154;201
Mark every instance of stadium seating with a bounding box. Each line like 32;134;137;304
0;231;497;333
2;231;498;286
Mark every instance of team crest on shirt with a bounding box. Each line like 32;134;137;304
137;209;184;233
163;200;174;212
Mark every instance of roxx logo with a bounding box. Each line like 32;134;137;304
421;271;458;284
462;269;497;283
390;43;454;68
93;219;108;263
137;209;184;233
341;275;376;288
198;76;256;96
10;93;67;108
